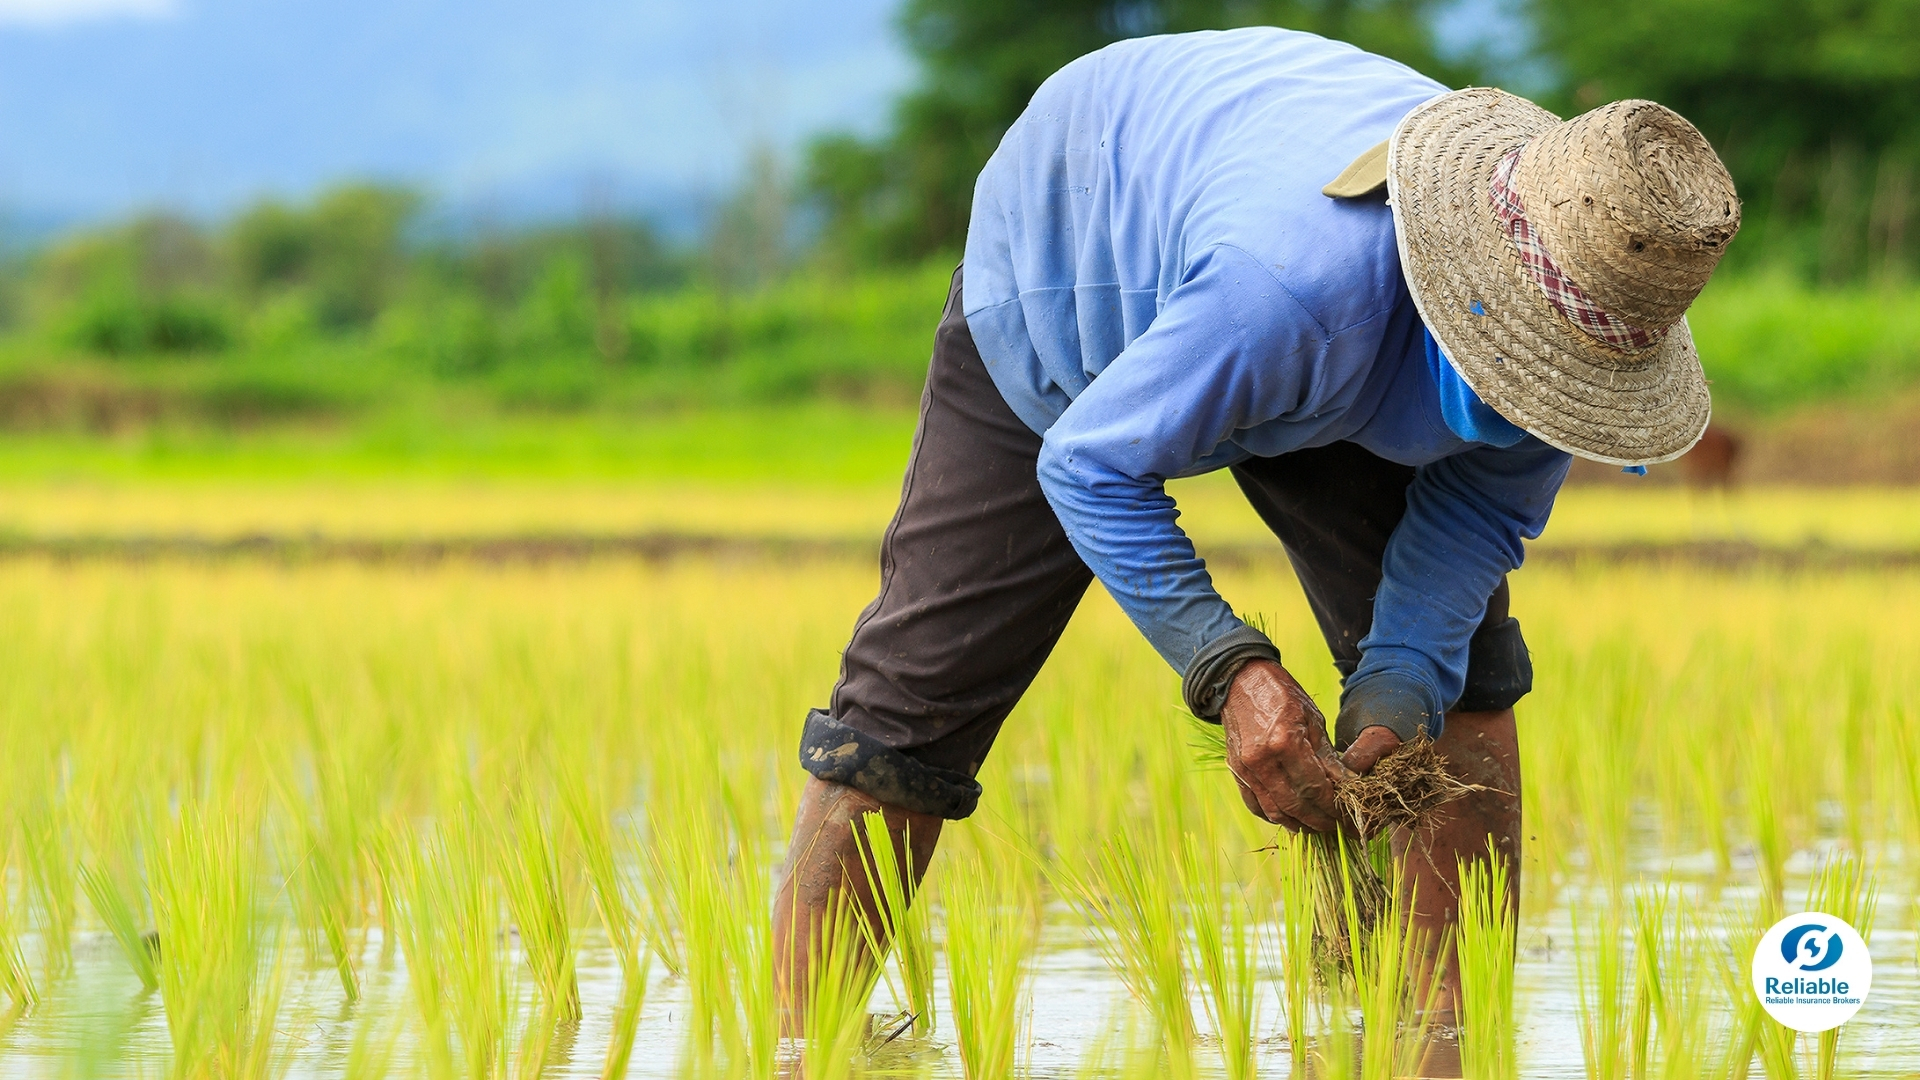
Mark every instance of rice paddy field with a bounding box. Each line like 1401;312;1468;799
0;476;1916;1078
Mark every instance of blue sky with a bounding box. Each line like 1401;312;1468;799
0;0;912;230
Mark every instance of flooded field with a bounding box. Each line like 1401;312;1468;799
0;550;1914;1077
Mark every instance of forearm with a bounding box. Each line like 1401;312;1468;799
1036;442;1249;674
1340;441;1570;742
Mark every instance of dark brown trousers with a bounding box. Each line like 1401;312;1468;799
798;269;1524;819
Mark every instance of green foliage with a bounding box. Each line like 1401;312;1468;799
232;184;419;328
63;292;232;356
808;0;1479;262
1691;272;1920;411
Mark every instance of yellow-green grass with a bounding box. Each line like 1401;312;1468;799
1;475;1917;555
0;551;1911;1074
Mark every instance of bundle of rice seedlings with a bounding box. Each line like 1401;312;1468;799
1192;718;1478;966
1330;735;1481;842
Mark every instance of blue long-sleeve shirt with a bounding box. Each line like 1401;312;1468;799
960;28;1572;729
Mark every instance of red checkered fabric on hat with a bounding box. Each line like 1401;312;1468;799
1489;147;1664;350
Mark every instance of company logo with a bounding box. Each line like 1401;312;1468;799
1751;912;1872;1032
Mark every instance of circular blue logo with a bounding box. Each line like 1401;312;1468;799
1780;923;1844;973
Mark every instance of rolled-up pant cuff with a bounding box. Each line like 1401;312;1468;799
798;710;983;820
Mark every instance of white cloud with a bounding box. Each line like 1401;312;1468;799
0;0;177;27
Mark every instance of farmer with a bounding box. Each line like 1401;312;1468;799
774;27;1739;1013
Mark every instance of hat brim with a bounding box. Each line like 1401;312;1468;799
1387;88;1710;466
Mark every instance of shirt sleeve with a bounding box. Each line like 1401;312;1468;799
1033;244;1342;677
1342;438;1572;739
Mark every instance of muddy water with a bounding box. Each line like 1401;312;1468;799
4;854;1916;1077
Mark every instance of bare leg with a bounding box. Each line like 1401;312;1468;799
1392;708;1522;1019
771;777;944;1031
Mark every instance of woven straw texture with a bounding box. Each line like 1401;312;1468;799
1388;88;1740;465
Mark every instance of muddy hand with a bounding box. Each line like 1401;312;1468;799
1219;658;1348;832
1340;725;1403;775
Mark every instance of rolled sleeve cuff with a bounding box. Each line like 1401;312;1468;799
798;710;983;820
1182;624;1282;721
1336;672;1442;746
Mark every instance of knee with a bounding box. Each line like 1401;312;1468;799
1455;616;1531;713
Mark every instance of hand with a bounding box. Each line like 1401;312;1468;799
1341;725;1403;775
1219;659;1349;832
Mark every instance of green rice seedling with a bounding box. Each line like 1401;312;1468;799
20;795;78;982
1177;832;1257;1080
1268;825;1318;1074
1628;888;1672;1079
497;801;581;1023
146;798;272;1078
1808;853;1877;1080
1574;893;1631;1080
1316;968;1359;1080
339;1005;402;1080
801;892;883;1080
1335;838;1438;1080
943;843;1039;1080
1651;899;1723;1080
377;805;511;1080
0;835;37;1022
642;788;744;1065
717;837;779;1079
600;952;652;1080
267;778;362;1004
1622;887;1728;1080
1742;720;1794;918
558;768;644;978
1054;822;1195;1074
77;860;158;993
1454;845;1516;1080
852;809;935;1037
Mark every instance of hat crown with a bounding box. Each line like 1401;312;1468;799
1512;100;1741;334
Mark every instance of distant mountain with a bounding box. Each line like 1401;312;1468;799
0;0;910;232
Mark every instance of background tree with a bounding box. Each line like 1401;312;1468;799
806;0;1478;264
1526;0;1920;281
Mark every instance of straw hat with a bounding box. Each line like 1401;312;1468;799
1382;90;1741;465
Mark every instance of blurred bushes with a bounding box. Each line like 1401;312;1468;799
231;185;417;328
1689;273;1920;411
